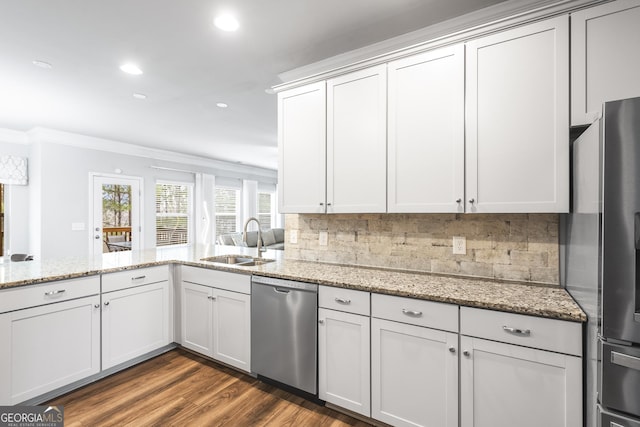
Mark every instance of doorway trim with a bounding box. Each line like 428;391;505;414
89;172;144;257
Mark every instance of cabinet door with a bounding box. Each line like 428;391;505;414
460;336;582;427
371;318;458;427
318;308;370;417
388;45;465;213
278;82;327;213
571;0;640;125
327;65;387;213
102;282;170;370
212;288;251;372
0;296;101;404
466;16;569;213
181;281;213;356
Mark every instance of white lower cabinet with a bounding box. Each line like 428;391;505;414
371;293;459;427
460;307;582;427
460;336;582;427
102;281;171;370
318;307;370;417
180;267;251;373
211;288;251;372
0;276;101;405
181;281;214;355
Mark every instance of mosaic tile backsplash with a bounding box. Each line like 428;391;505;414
284;213;560;285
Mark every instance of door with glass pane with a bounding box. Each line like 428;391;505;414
92;175;141;255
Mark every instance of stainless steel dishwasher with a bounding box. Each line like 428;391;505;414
251;275;318;395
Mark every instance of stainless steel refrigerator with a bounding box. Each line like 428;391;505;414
564;96;640;427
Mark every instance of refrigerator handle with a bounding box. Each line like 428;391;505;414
635;213;640;249
636;213;640;322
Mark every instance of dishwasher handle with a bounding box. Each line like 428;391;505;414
273;287;291;294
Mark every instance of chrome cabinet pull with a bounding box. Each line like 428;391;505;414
402;309;423;317
463;350;471;357
104;301;110;306
44;289;66;296
131;275;146;281
319;202;324;206
468;198;475;204
456;198;462;203
318;319;325;324
448;347;456;354
94;304;100;309
611;351;640;371
207;296;217;301
502;326;531;336
335;297;351;305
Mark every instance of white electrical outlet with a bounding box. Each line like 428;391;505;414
289;229;298;244
453;236;466;255
319;231;328;246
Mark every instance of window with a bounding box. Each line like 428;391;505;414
0;184;4;256
156;182;192;247
258;191;275;229
215;187;240;235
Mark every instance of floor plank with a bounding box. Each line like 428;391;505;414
47;349;372;427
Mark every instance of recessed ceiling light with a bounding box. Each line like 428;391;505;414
216;102;228;108
214;14;239;32
133;93;147;100
120;63;143;75
32;60;52;69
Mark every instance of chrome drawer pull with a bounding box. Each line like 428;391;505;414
334;297;351;305
131;275;146;281
402;309;422;317
44;289;66;296
611;351;640;371
503;326;531;336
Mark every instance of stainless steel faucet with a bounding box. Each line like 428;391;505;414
243;217;264;257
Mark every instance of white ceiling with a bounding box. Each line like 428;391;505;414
0;0;509;170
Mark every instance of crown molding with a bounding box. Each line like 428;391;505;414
275;0;606;91
24;127;277;180
0;128;29;145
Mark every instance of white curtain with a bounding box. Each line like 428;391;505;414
0;155;28;185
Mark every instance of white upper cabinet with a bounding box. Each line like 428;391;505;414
387;45;465;213
327;65;387;213
278;82;326;213
571;0;640;125
466;16;569;213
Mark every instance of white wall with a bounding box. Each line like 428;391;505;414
5;127;277;260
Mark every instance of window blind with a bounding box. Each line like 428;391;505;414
156;182;192;246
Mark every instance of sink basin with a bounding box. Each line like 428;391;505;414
200;255;275;267
236;259;274;266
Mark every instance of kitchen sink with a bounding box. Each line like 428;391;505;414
200;255;275;266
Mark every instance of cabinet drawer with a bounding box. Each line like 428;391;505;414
319;285;370;315
460;307;582;356
372;294;458;332
102;265;169;293
181;266;250;294
0;276;100;314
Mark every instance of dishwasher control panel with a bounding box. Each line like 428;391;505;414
251;275;318;292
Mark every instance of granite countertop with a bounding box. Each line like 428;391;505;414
0;245;586;322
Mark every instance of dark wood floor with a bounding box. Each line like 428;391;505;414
47;348;373;427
